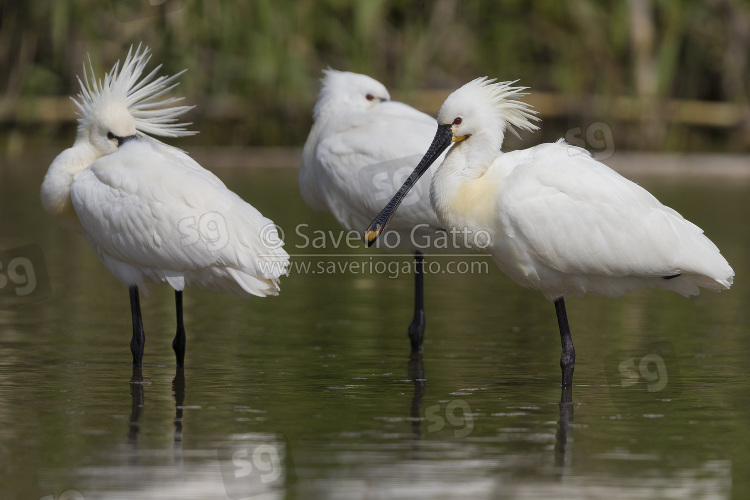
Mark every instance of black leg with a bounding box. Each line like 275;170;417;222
129;286;145;366
173;290;186;367
407;252;426;353
554;297;575;387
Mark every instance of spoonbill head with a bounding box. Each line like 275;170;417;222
366;77;733;388
365;78;538;243
42;45;288;367
41;45;194;224
312;69;390;119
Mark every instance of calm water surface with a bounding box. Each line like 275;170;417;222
1;152;749;499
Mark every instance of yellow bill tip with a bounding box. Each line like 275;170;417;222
365;226;382;246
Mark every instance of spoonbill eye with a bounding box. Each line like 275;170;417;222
366;94;374;101
453;117;463;125
107;132;115;140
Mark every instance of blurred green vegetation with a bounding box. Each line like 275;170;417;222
1;0;749;150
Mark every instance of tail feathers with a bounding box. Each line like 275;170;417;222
535;263;734;301
685;269;734;292
180;266;285;297
226;268;282;297
672;251;734;296
135;255;289;298
672;271;733;296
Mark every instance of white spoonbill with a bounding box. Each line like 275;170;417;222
366;77;734;387
301;69;451;352
41;45;289;366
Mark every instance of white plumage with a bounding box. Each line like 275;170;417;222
301;69;443;247
435;139;733;300
301;69;452;351
71;136;286;297
366;77;734;386
41;45;289;366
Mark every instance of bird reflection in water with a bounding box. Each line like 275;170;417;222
555;385;574;474
127;366;186;467
408;352;426;449
406;353;575;475
128;367;144;455
173;367;185;466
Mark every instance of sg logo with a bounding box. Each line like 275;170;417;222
218;436;291;500
0;245;50;301
38;490;84;500
605;342;681;408
424;399;474;438
359;154;427;209
564;121;615;161
618;353;669;393
178;212;230;253
231;444;282;484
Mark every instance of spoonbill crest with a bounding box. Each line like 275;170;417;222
366;77;734;387
301;69;452;352
41;45;289;366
